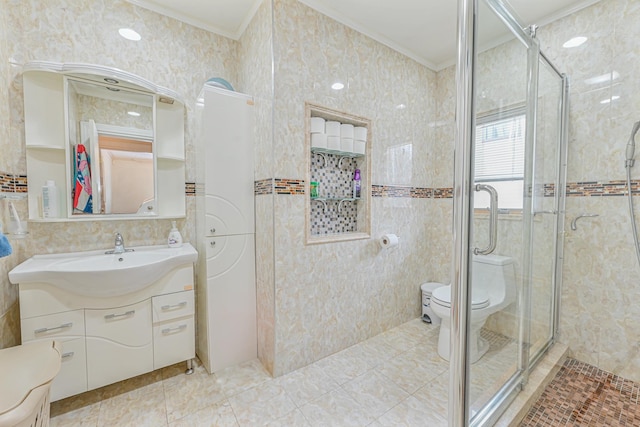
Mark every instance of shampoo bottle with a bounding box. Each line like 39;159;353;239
352;169;361;199
167;221;183;248
42;180;59;218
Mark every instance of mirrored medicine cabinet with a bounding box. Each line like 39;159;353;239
22;61;186;221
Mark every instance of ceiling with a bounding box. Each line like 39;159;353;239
129;0;599;70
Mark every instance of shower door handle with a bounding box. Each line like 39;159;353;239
474;184;498;255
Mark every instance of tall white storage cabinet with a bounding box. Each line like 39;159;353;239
196;86;256;373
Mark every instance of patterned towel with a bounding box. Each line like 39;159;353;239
73;143;93;213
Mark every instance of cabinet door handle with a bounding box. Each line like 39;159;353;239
104;310;135;320
161;301;187;311
161;324;187;335
210;241;216;247
61;351;75;360
210;228;216;234
34;322;72;334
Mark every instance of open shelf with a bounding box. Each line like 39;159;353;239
305;102;371;244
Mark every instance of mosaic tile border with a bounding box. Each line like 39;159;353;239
255;178;273;195
0;172;27;193
565;180;640;197
256;181;454;199
259;180;640;198
185;182;195;196
372;185;413;198
6;174;640;199
521;358;640;426
274;179;305;195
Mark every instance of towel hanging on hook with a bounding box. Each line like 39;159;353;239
73;143;93;213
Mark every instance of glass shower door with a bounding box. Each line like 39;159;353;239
451;0;566;425
467;0;531;421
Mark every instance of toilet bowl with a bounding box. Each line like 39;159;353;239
430;254;515;363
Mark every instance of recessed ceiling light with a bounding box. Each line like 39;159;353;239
584;71;620;85
127;111;141;117
563;36;587;48
396;103;407;110
600;95;620;104
119;28;141;41
331;82;345;90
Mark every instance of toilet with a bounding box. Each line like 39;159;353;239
430;254;516;363
0;340;61;427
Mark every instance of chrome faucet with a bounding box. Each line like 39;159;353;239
106;232;132;254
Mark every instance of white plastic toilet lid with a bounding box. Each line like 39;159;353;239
431;286;490;309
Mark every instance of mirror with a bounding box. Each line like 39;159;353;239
23;61;185;221
67;78;155;215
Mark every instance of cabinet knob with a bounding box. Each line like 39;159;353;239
210;241;216;247
210;228;216;233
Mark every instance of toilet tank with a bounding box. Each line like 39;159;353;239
472;254;516;305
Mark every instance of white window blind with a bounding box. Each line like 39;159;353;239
475;113;525;182
474;108;526;210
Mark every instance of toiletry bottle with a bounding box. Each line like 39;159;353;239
353;169;361;199
167;221;183;248
42;180;59;218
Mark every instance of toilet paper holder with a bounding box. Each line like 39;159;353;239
379;234;399;248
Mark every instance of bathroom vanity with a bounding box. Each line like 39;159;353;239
9;244;197;402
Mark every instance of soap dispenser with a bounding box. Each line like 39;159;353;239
167;221;183;248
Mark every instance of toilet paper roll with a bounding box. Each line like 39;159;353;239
379;234;399;249
311;133;327;148
325;121;341;136
354;140;366;155
354;126;367;141
327;136;340;150
341;137;354;153
340;124;354;138
310;117;326;134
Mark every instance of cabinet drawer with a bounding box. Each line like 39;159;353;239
152;290;194;323
153;317;195;370
50;338;88;402
21;310;84;342
86;337;153;390
85;300;151;347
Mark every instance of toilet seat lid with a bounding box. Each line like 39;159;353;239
431;286;490;309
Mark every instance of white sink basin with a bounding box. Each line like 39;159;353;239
8;244;198;297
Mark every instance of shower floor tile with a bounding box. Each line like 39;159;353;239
520;358;640;426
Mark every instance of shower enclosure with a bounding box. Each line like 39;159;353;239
451;0;568;425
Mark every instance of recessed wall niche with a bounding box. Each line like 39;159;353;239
305;102;371;244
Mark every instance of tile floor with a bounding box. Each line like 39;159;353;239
50;319;520;426
520;358;640;426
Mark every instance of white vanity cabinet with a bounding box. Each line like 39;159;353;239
17;262;196;402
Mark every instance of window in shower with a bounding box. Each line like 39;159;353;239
474;107;526;210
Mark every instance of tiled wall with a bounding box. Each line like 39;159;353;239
236;0;276;374
309;154;359;235
0;0;239;349
269;0;440;376
538;0;640;382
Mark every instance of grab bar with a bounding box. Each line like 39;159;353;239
474;184;498;255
